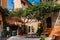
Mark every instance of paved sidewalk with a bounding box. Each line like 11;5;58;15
7;36;40;40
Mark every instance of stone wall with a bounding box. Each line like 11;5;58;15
13;0;22;9
43;12;59;37
0;13;3;37
2;0;7;8
49;12;60;37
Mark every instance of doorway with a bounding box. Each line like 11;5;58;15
9;24;19;36
46;17;52;28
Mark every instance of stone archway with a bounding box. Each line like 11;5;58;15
43;17;52;36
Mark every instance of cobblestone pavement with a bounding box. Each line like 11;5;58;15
7;36;40;40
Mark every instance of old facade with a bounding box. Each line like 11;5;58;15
0;0;7;36
13;0;31;9
6;0;40;35
0;0;7;29
7;0;60;36
41;0;60;38
1;0;60;37
0;0;7;8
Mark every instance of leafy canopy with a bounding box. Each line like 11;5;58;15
9;1;60;20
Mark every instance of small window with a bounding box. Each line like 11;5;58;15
29;26;30;32
21;1;25;7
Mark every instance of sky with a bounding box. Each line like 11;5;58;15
7;0;40;9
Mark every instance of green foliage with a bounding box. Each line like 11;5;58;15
32;26;34;32
23;25;27;34
6;31;11;35
0;7;10;29
2;8;9;29
2;30;6;37
0;6;4;12
8;2;60;20
40;1;60;13
36;24;43;36
53;4;60;12
9;8;24;17
0;1;60;37
3;8;10;16
2;29;11;37
40;34;47;40
25;2;60;20
6;1;60;20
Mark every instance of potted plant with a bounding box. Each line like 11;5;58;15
40;34;47;40
36;24;43;36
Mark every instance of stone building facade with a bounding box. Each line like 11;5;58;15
0;0;7;31
13;0;31;9
40;0;60;38
0;0;7;8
